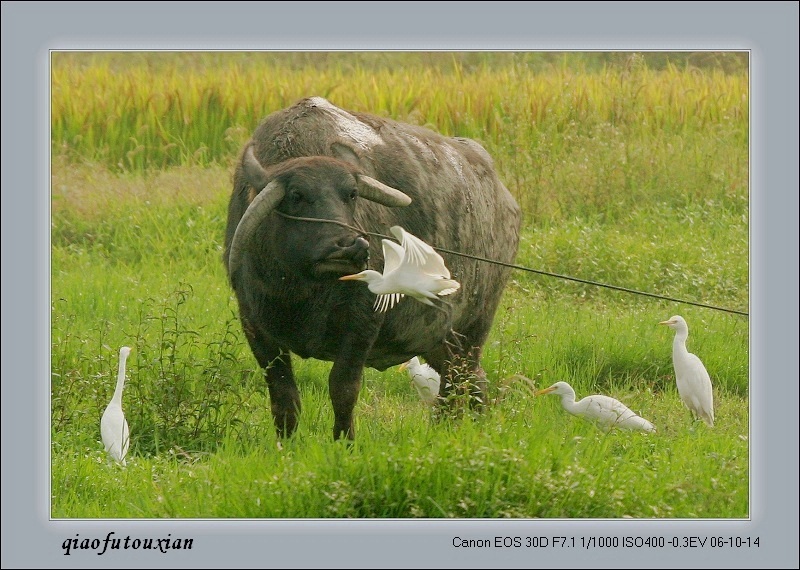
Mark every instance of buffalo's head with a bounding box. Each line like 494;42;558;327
228;146;412;280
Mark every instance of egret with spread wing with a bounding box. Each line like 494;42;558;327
659;315;714;426
535;381;656;433
101;346;132;464
340;225;460;313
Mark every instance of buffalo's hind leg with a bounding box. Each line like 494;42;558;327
425;323;492;415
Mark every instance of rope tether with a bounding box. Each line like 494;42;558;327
274;211;749;317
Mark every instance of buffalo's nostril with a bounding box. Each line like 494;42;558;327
337;235;369;250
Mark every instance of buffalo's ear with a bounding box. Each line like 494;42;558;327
330;142;363;169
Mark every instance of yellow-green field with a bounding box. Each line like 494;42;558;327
52;51;748;223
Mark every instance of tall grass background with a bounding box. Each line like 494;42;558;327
51;51;749;518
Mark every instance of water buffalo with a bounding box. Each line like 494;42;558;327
224;96;521;440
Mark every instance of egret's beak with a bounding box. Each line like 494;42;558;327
398;361;410;372
658;319;674;326
339;273;364;281
534;386;556;396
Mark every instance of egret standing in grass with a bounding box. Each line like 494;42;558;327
101;346;132;464
659;315;714;426
399;356;441;405
339;225;460;313
535;381;656;433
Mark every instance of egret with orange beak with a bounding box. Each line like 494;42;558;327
659;315;714;426
340;226;460;313
535;381;656;433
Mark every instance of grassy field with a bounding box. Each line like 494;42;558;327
50;52;749;518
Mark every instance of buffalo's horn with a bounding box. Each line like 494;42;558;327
356;175;412;207
228;178;285;280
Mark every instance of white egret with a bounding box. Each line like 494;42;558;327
339;225;460;312
535;381;656;433
659;315;714;426
100;346;132;464
399;356;441;405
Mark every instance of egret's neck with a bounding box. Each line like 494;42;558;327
558;393;579;415
672;329;689;357
356;270;384;291
112;356;129;406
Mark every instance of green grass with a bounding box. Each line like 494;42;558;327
50;52;749;519
53;401;748;518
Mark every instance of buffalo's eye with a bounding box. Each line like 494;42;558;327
349;189;358;201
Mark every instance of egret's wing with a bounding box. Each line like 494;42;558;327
589;396;655;432
434;279;461;296
424;378;441;395
411;377;440;405
619;414;656;432
381;238;405;274
682;353;715;425
414;385;439;405
390;226;435;262
120;418;130;463
411;371;441;392
583;395;640;429
583;396;617;424
420;363;441;383
373;292;403;313
405;359;441;404
606;396;636;420
405;360;441;383
100;405;129;463
390;226;451;278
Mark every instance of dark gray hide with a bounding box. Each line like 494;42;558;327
224;96;521;440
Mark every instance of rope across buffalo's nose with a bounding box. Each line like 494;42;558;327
275;211;369;240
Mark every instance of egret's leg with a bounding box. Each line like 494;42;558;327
444;328;467;353
431;299;462;353
430;297;452;315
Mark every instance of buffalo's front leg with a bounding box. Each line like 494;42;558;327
265;350;301;438
328;336;372;440
242;317;301;438
328;363;361;441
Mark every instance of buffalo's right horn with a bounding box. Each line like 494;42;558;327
228;148;286;280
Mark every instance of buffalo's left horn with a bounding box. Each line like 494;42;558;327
356;175;412;207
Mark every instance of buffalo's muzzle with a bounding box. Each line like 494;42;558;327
316;236;370;275
334;236;370;262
